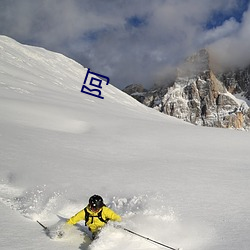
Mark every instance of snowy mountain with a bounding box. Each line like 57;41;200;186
124;49;250;130
0;36;250;250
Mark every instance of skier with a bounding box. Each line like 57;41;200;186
66;194;121;239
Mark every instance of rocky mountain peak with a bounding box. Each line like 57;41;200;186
123;49;250;130
177;49;210;78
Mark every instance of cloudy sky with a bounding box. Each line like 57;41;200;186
0;0;249;89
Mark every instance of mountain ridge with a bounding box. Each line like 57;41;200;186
123;49;250;130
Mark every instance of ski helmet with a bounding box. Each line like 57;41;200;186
89;195;104;210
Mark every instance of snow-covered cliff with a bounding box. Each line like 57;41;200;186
124;49;250;129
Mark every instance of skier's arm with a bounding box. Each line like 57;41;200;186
67;209;85;225
104;207;122;222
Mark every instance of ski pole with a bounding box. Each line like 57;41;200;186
37;220;48;231
122;227;180;250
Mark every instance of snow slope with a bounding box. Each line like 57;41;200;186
0;35;250;250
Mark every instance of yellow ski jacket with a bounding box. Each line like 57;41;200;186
67;206;121;233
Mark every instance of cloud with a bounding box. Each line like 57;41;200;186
0;0;249;88
209;4;250;69
200;18;240;45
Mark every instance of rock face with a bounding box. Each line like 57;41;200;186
123;84;147;103
123;49;250;130
217;66;250;100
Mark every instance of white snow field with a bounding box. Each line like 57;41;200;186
0;35;250;250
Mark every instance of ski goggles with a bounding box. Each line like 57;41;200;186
89;204;101;212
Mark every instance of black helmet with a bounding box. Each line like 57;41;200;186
89;195;104;210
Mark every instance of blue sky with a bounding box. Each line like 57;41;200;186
0;0;249;89
206;0;249;28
